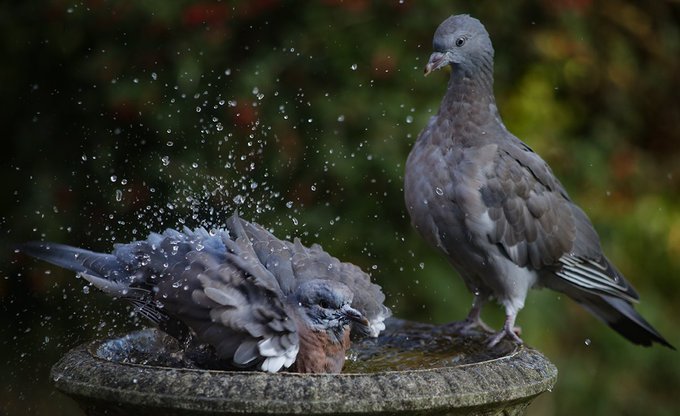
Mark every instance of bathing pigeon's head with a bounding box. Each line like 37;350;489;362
291;279;368;344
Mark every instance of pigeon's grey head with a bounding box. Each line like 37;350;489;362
291;279;368;343
425;14;494;76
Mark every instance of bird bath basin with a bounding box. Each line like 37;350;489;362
51;318;557;416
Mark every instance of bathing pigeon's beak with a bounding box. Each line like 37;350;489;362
424;52;448;76
341;304;369;326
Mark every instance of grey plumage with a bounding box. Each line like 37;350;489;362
405;14;672;348
20;214;391;373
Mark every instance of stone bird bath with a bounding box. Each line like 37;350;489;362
51;318;557;416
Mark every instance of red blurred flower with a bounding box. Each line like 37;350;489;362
182;2;230;28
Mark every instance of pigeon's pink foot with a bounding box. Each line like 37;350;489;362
487;314;523;347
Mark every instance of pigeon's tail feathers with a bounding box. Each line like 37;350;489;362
78;272;134;297
20;242;126;280
19;241;184;333
576;291;674;349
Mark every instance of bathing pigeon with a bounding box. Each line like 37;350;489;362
404;14;673;348
20;214;391;373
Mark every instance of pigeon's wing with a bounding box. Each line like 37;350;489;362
227;214;390;337
288;238;391;337
158;251;300;373
226;214;297;295
481;139;638;301
480;142;575;268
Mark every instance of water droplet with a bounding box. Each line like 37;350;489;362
351;63;358;71
195;106;202;113
110;175;117;183
337;115;345;122
435;187;444;196
161;156;170;166
584;338;591;346
405;115;414;124
151;72;157;80
292;217;298;225
82;285;90;294
285;201;293;209
115;189;123;201
419;262;425;269
233;195;245;205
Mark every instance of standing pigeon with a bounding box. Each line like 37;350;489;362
20;214;391;373
404;14;673;348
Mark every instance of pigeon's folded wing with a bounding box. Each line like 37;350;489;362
481;141;639;301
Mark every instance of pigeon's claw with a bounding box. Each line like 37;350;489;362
487;316;523;347
462;317;495;334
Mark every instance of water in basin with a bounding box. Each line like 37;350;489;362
94;318;517;373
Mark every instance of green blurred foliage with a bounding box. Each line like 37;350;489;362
1;1;679;415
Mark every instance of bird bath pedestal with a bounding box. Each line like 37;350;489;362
51;318;557;416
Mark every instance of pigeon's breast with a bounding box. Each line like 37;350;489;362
405;125;501;289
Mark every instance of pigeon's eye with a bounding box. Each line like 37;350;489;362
319;300;330;309
455;37;466;47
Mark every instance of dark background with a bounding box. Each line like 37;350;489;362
2;1;679;415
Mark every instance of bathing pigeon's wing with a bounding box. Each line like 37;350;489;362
158;251;300;373
227;214;299;296
223;214;289;294
228;215;391;338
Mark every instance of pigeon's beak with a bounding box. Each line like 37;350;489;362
424;52;448;76
341;304;369;326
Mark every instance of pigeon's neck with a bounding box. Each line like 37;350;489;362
294;320;349;373
439;61;501;127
